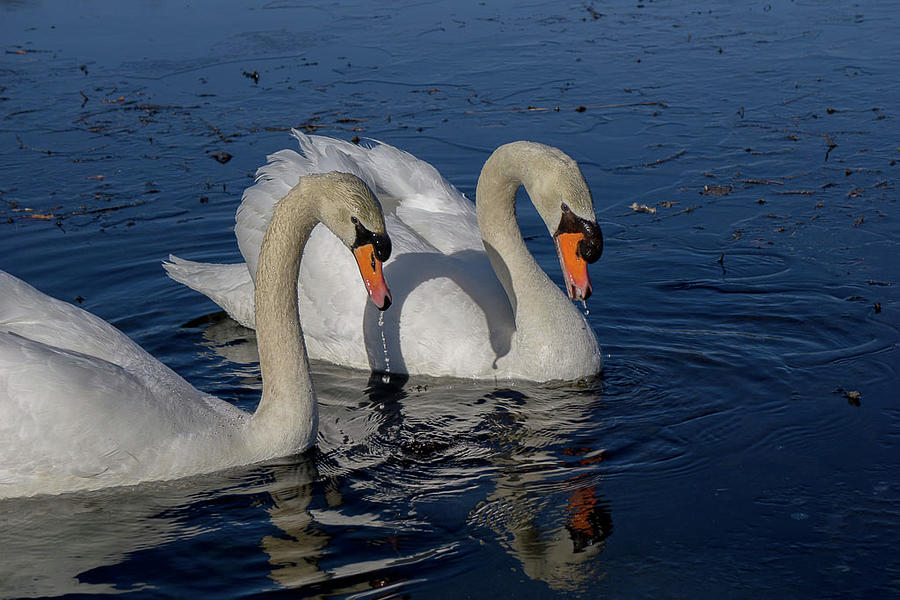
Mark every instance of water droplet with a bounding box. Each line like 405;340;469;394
378;311;391;374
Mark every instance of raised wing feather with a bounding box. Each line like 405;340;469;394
235;131;483;279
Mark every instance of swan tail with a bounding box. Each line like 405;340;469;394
163;256;256;328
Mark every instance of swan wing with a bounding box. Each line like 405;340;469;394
0;333;161;484
0;271;201;398
0;331;227;494
0;269;234;412
235;131;482;278
0;270;151;370
0;271;245;495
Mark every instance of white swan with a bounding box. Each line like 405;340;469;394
0;172;392;498
165;133;603;381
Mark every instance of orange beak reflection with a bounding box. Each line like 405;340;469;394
554;232;592;301
353;243;392;310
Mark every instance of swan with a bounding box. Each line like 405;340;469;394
165;133;603;381
0;172;392;498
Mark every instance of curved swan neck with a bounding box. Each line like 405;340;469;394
250;182;320;453
475;142;567;324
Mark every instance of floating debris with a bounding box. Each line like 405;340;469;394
838;388;861;406
15;135;52;155
643;149;685;168
210;152;232;164
700;184;732;196
463;100;666;114
673;205;699;216
628;202;656;214
2;200;146;224
825;135;837;161
740;178;784;185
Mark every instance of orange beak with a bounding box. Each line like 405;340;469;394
353;243;392;310
554;232;592;301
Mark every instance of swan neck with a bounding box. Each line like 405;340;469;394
475;143;561;326
250;184;318;453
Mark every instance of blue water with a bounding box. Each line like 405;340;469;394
1;0;898;597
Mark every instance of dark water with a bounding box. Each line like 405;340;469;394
1;0;898;597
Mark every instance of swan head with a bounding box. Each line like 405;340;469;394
552;202;603;301
519;145;603;302
310;172;393;310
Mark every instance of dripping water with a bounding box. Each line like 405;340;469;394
378;311;391;383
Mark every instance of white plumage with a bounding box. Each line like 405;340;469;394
167;133;603;381
0;270;248;497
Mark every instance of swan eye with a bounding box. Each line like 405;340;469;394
561;203;571;213
351;216;359;225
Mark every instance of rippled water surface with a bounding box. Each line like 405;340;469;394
1;1;898;598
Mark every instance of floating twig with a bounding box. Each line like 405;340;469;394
69;200;145;216
642;148;685;167
616;149;686;171
824;134;837;161
4;200;146;223
15;135;53;155
739;178;784;185
200;118;228;142
463;100;666;114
